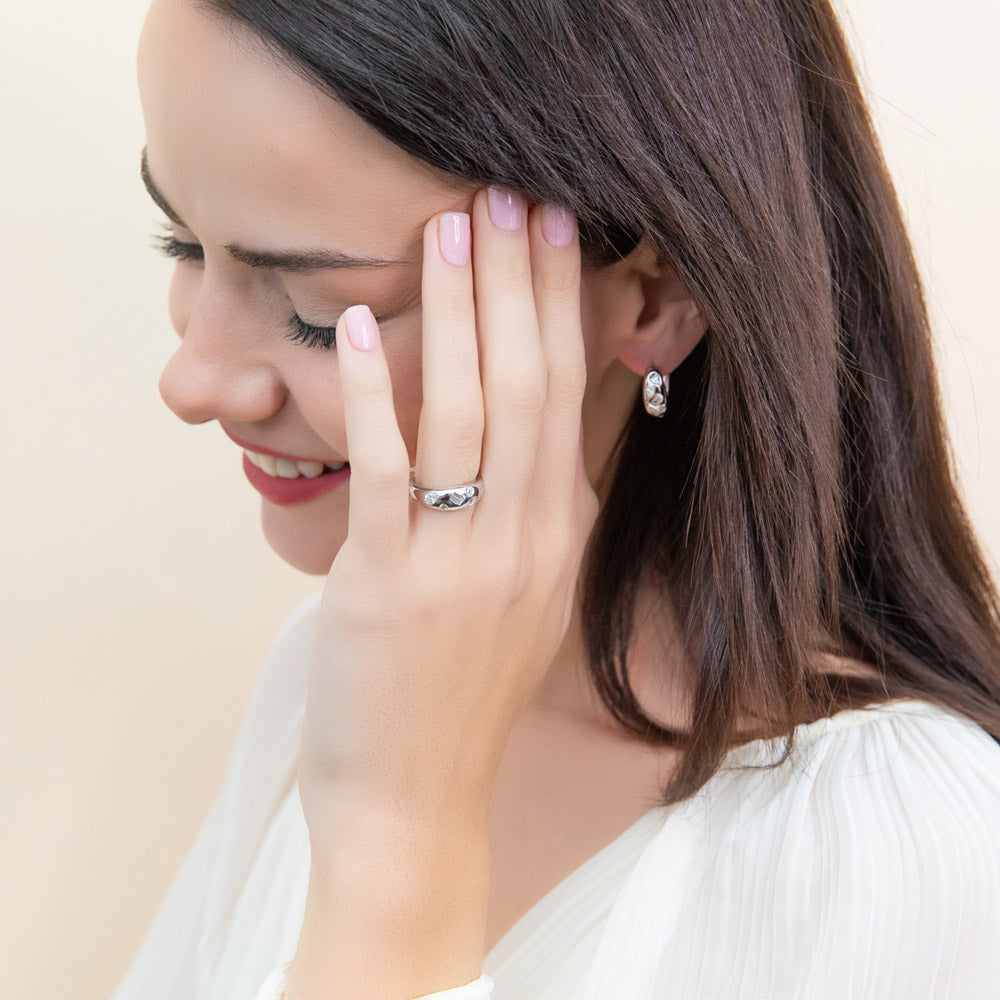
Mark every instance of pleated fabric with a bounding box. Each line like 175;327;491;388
112;595;1000;1000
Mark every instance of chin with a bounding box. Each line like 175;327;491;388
260;502;345;575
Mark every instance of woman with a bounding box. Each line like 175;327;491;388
117;0;1000;997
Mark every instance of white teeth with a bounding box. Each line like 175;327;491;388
297;461;325;479
245;449;345;480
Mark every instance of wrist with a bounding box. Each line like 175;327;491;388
307;796;491;922
290;813;490;998
299;762;495;847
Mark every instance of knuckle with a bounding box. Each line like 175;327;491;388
350;372;390;407
447;435;485;474
504;366;547;415
363;468;396;498
327;564;392;627
366;452;409;494
536;261;580;296
410;560;468;613
496;548;534;599
451;425;486;467
489;248;531;285
423;404;484;455
340;591;383;631
431;292;472;329
548;357;587;403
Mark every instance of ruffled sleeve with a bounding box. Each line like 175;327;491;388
578;701;1000;999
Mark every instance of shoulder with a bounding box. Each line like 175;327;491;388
717;698;1000;828
669;701;1000;996
727;695;1000;778
702;699;1000;884
575;704;1000;997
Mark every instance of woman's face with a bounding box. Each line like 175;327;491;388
138;0;636;573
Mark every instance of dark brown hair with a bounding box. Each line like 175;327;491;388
202;0;1000;802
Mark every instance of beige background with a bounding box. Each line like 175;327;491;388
1;2;997;997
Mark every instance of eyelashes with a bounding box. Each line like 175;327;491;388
287;312;339;350
156;231;204;263
154;230;341;350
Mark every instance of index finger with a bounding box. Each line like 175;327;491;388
336;305;411;565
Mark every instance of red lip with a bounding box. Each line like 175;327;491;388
241;453;350;506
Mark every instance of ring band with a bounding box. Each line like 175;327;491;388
408;470;484;511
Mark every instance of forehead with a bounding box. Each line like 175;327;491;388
137;0;470;253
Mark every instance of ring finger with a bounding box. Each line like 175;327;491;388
413;210;484;510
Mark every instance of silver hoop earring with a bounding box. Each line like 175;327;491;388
643;369;669;418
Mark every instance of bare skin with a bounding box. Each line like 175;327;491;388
486;702;682;950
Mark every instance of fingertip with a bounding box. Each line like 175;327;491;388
540;204;577;249
342;304;378;352
438;211;472;268
529;204;582;298
487;186;525;232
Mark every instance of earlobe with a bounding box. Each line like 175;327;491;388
615;251;708;378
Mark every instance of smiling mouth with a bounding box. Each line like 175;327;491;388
243;449;348;480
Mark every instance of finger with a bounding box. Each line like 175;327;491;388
527;204;587;514
473;187;547;515
414;211;484;497
337;304;411;563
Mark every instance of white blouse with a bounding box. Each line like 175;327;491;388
112;594;1000;999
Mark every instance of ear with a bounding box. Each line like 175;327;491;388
612;243;708;377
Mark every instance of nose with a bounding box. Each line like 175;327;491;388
158;278;286;426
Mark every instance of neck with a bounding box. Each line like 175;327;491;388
526;585;694;735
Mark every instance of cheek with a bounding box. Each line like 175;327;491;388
380;316;425;459
578;274;621;372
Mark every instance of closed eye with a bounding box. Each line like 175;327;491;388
287;313;339;351
153;225;385;352
155;230;204;263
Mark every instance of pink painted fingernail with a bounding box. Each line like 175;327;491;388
343;304;378;352
439;212;471;267
487;186;524;231
541;204;575;248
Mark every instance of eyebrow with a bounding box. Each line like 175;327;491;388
139;148;410;273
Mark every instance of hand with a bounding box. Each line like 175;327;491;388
288;188;596;997
301;188;595;825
